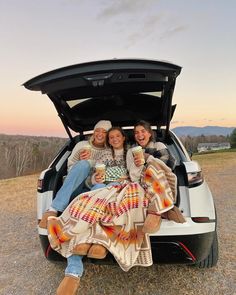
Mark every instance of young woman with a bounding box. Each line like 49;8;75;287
127;120;176;182
39;120;112;229
126;120;180;233
91;126;128;189
71;127;129;261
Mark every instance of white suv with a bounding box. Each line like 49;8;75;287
23;58;218;268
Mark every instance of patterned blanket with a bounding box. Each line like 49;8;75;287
48;158;176;271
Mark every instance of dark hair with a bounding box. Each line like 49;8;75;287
106;127;127;163
134;120;154;142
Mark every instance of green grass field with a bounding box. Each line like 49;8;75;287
192;150;236;170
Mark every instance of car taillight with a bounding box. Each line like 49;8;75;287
192;217;210;223
187;171;204;188
37;178;43;190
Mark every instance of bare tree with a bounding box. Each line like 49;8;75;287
4;143;15;169
14;141;32;176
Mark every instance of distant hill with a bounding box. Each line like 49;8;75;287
171;126;235;137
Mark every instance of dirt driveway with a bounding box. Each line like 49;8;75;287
0;152;235;295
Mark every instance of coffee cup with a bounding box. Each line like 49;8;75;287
132;146;145;165
95;163;106;182
80;144;91;158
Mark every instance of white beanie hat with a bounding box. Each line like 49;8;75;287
94;120;112;131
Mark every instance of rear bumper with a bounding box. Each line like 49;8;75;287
39;230;215;265
150;231;215;264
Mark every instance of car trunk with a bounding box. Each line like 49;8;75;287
23;59;181;138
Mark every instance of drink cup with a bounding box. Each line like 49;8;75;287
80;144;92;159
132;146;145;165
95;163;106;182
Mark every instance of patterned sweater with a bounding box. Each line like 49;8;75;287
91;148;128;184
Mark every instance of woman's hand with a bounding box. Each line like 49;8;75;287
134;154;145;167
79;149;91;160
117;175;128;182
94;172;105;183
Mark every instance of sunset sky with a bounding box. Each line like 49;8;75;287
1;0;235;137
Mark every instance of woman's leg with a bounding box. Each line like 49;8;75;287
91;181;120;191
91;183;106;190
57;255;83;295
39;160;91;229
107;182;120;187
52;160;91;212
65;255;84;277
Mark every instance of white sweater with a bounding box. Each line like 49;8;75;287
67;138;108;171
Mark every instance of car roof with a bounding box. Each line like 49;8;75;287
23;58;181;135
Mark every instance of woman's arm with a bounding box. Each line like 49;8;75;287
67;141;88;171
145;142;176;170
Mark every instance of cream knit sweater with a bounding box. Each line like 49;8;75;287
67;138;108;171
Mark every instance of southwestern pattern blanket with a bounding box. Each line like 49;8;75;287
47;158;177;271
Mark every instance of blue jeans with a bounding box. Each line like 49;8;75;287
91;182;120;190
51;160;91;212
65;255;84;277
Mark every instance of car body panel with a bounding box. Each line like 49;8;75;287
37;190;53;220
188;182;216;219
183;161;201;173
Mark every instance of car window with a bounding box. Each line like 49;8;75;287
66;98;90;108
65;91;162;109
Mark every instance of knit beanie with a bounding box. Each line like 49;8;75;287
94;120;112;131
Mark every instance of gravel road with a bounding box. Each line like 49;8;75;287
0;154;235;295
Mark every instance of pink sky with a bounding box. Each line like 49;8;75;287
1;1;235;137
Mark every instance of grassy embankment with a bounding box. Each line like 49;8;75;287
192;149;236;171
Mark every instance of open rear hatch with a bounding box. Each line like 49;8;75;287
23;59;181;137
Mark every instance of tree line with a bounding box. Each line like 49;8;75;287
0;134;67;180
0;130;235;180
179;134;231;153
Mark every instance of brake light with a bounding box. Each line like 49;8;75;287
37;178;43;190
192;217;210;223
187;171;204;188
